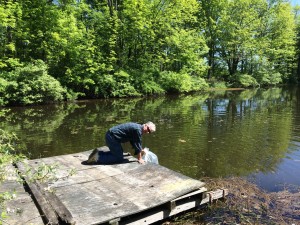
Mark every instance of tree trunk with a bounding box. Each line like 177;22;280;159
227;57;239;75
297;54;300;83
207;45;214;79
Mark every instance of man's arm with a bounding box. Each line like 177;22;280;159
137;151;145;164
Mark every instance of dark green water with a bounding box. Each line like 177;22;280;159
1;87;300;192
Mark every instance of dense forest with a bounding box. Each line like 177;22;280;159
0;0;300;106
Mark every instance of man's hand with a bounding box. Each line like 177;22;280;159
137;152;145;164
138;158;145;164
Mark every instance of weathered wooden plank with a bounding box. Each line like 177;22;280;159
25;154;126;189
3;194;46;225
52;176;182;224
16;162;59;225
49;164;125;188
27;149;135;173
201;189;229;204
16;162;77;224
126;163;205;197
39;183;75;224
48;162;205;224
48;169;103;188
172;187;207;201
27;155;89;172
0;164;44;225
109;160;141;171
0;180;24;195
119;188;226;225
53;181;141;225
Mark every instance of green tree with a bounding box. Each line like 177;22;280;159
294;5;300;81
0;0;22;70
263;1;296;82
48;1;106;97
217;0;267;77
0;0;299;105
199;0;227;79
17;0;57;61
204;0;297;86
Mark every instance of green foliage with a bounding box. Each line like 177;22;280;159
158;71;208;93
190;76;210;91
23;162;59;183
238;74;259;88
208;78;228;89
111;70;141;97
138;80;165;95
253;60;283;86
0;0;22;70
294;5;300;82
201;0;296;84
96;70;141;98
159;71;189;92
260;72;282;86
111;82;140;98
0;0;298;103
130;69;165;95
0;77;9;106
0;129;21;167
0;60;66;106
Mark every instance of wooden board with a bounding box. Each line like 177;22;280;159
0;165;44;225
18;147;206;225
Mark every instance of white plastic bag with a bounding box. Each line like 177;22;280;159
142;147;159;164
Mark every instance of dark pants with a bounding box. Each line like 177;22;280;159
98;131;124;164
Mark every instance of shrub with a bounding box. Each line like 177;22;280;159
190;76;209;91
261;72;282;86
140;80;165;95
1;60;66;105
158;71;180;92
158;71;208;93
130;69;165;95
0;77;9;106
238;74;259;88
253;62;283;86
96;70;141;98
0;129;20;166
208;78;228;89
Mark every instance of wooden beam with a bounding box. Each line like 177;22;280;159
201;189;228;205
169;200;176;211
119;188;227;225
39;183;75;225
16;162;75;225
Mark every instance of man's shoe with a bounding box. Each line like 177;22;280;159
87;148;99;163
123;152;131;156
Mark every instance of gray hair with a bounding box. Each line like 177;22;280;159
145;121;156;133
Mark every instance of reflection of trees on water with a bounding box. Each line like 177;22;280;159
0;98;145;157
0;104;79;157
0;87;297;180
192;88;294;179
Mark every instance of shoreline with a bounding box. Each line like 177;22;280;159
163;177;300;225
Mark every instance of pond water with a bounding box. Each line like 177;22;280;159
1;87;300;192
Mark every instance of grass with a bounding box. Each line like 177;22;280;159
161;177;300;225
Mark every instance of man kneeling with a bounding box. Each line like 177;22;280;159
87;121;156;164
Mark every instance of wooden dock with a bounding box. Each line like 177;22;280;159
0;164;45;224
3;147;227;225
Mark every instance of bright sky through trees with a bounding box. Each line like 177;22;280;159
291;0;299;6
